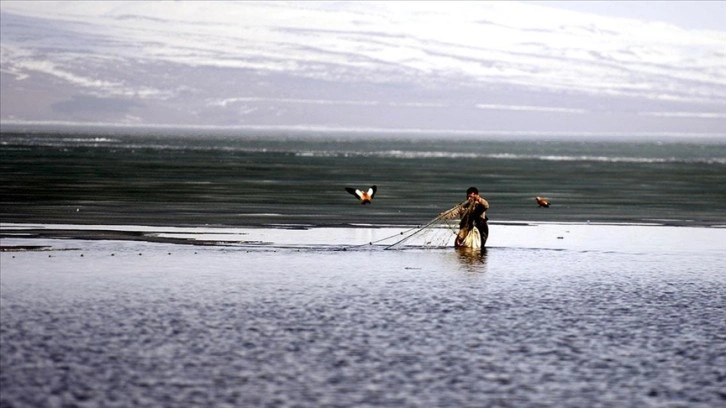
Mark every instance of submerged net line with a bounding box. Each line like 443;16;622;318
383;220;456;250
345;200;469;250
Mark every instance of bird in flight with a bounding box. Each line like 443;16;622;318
346;185;377;204
535;196;550;208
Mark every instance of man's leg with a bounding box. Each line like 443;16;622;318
476;219;489;248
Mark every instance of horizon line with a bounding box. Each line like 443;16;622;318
1;120;725;140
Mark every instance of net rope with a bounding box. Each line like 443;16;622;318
344;200;471;250
383;201;465;250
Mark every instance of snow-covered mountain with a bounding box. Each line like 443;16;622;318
1;1;725;136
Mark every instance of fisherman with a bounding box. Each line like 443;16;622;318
452;186;489;249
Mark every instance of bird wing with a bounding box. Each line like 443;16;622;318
345;187;363;199
368;185;377;198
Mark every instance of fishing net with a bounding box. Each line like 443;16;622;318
341;199;484;251
382;200;479;250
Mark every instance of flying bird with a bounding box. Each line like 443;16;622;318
535;196;550;208
346;185;377;204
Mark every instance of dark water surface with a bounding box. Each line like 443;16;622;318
2;131;725;227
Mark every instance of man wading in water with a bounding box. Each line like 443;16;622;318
451;187;489;249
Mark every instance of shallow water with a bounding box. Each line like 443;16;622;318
1;224;725;407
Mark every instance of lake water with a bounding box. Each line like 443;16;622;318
1;130;725;407
1;130;725;227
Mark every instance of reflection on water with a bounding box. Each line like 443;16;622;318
454;246;489;272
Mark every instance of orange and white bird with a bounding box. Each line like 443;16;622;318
535;196;550;208
346;185;377;204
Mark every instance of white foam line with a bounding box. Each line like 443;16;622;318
638;111;726;119
475;104;587;114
